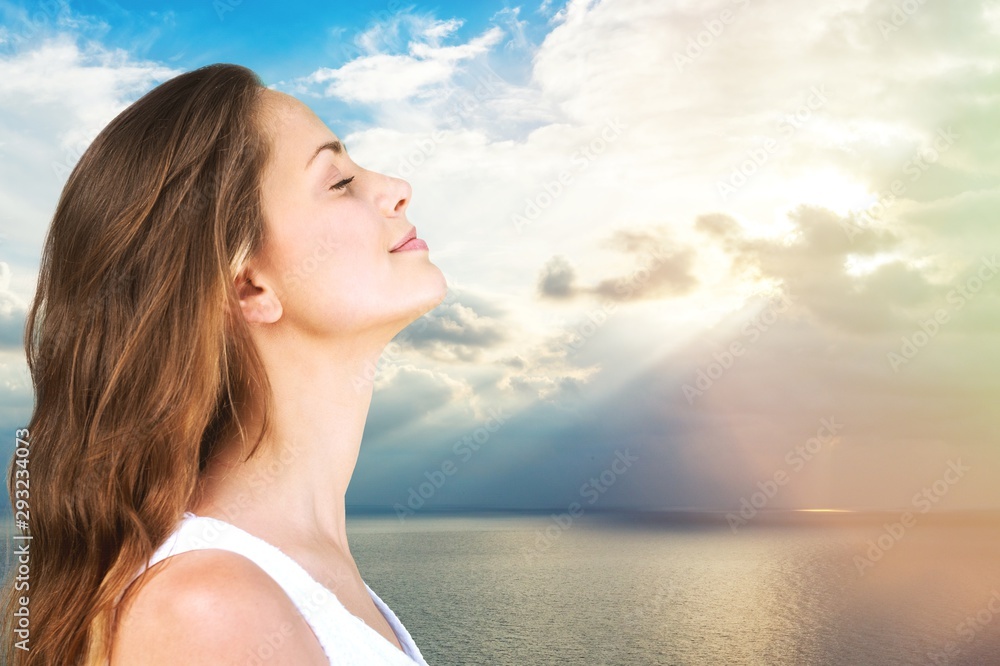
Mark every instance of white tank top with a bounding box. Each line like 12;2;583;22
126;512;429;665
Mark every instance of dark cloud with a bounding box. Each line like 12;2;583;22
0;306;26;351
436;285;509;320
590;247;696;301
703;205;942;336
365;364;467;443
695;212;741;239
499;354;527;369
399;294;508;362
537;224;699;303
592;225;698;300
537;255;577;299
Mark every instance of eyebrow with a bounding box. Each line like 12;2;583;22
305;140;344;169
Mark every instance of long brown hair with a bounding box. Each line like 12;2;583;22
2;63;277;665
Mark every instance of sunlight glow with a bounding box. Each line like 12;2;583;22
778;168;872;217
843;252;900;277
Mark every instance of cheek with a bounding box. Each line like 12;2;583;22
272;205;387;303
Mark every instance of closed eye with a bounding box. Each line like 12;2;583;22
330;176;354;191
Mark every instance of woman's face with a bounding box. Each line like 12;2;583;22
249;91;447;341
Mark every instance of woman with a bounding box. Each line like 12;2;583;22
2;63;445;665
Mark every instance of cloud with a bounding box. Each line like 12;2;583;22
537;255;576;298
366;362;473;442
293;13;504;104
589;249;696;301
711;206;945;336
0;35;179;257
490;7;531;51
0;36;179;149
590;227;698;301
538;225;698;302
356;14;463;54
0;263;27;351
400;296;509;362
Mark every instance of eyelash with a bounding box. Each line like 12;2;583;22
330;176;354;191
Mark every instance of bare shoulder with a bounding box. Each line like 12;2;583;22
111;549;329;665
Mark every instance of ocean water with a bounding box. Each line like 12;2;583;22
3;511;1000;665
347;511;1000;666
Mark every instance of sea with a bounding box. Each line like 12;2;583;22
3;510;1000;665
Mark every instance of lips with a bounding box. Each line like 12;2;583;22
393;237;428;252
389;226;427;252
389;227;416;252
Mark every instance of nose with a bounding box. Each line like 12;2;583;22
378;174;411;218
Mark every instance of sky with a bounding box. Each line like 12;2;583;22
0;0;997;515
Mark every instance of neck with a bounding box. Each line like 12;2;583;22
192;329;387;555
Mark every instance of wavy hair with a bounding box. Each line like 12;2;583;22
1;63;277;665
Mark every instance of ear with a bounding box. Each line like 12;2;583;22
235;269;283;325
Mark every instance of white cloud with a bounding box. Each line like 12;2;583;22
420;18;463;43
0;36;179;151
295;13;503;104
0;35;179;301
0;262;28;350
305;54;456;103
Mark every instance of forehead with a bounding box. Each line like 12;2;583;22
259;91;339;170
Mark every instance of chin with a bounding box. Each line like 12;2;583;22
387;265;448;328
409;262;448;310
429;265;449;307
416;281;449;318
